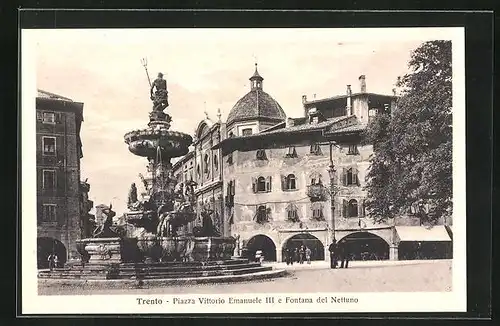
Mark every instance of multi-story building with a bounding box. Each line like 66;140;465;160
173;66;453;262
36;90;86;267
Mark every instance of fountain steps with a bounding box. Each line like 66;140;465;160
38;259;277;280
39;266;273;280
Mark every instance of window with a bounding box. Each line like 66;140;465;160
42;112;56;124
285;146;298;158
256;149;267;160
309;143;322;155
226;153;233;165
311;203;324;221
213;154;218;171
42;137;56;155
42;170;56;189
42;204;57;222
286;203;300;222
342;167;359;186
203;154;210;175
196;164;201;178
347;144;359;155
242;128;253;136
252;176;271;193
255;205;269;224
257;177;266;192
228;132;234;138
282;174;297;191
343;199;359;218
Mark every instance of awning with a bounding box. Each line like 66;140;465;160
395;226;452;242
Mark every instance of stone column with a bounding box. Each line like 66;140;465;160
276;248;282;263
389;245;399;261
324;247;330;263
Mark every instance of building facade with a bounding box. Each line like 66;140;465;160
173;67;452;262
36;90;86;267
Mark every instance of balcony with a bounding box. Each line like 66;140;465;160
306;184;327;201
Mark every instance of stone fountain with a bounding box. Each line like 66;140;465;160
38;64;285;284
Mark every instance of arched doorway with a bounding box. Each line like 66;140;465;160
245;235;277;261
339;232;389;261
282;233;325;261
37;237;67;269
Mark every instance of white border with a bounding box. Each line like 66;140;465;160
21;27;466;314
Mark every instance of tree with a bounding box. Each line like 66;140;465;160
364;40;452;224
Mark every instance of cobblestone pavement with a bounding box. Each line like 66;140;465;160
38;260;452;295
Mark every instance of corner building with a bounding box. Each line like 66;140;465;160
36;90;88;267
173;67;452;262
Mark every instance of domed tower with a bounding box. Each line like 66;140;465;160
226;64;286;137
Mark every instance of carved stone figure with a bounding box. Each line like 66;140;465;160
150;72;169;112
93;204;119;238
127;183;138;208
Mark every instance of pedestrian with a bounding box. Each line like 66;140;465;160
328;240;338;269
285;248;291;265
54;254;59;269
305;247;312;264
255;250;262;263
339;241;350;269
293;248;299;264
299;245;305;264
47;253;55;271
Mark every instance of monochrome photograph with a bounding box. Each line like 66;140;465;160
21;27;466;314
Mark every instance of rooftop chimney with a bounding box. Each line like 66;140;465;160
359;75;366;93
346;84;352;116
302;95;307;104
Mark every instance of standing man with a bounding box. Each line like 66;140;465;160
328;240;338;269
299;245;305;264
47;253;55;271
305;247;312;265
339;240;350;269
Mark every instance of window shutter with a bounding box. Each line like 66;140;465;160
251;177;257;193
319;204;324;218
342;199;347;217
231;180;236;195
266;176;272;192
55;113;62;123
281;175;286;190
362;199;366;217
353;167;359;185
36;111;43;121
342;168;347;186
226;182;231;196
37;204;42;222
359;199;364;217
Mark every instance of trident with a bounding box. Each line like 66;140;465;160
140;57;152;88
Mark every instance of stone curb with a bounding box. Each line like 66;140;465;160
38;269;289;288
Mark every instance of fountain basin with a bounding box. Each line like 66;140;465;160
124;129;192;158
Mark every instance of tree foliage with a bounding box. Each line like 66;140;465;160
364;40;452;224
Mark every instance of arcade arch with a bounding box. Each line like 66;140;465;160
246;234;277;262
282;233;325;262
37;237;67;269
338;232;389;261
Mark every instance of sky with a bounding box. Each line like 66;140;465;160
32;28;451;215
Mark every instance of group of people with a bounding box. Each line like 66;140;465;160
47;253;59;271
284;245;312;265
328;239;350;269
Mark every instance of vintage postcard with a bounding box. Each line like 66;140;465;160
21;27;466;314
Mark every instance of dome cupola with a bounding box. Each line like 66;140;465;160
226;63;286;128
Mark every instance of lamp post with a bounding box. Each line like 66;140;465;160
327;142;337;242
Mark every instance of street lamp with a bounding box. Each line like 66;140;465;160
327;142;338;242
